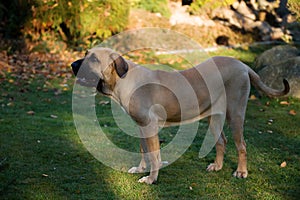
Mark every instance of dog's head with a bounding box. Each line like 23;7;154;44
71;47;128;95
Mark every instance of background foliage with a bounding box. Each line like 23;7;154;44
0;0;34;38
288;0;300;21
130;0;171;17
0;0;130;46
189;0;235;14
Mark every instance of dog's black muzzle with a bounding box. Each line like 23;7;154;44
71;59;84;76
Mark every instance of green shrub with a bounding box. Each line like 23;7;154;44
189;0;235;15
27;0;129;45
1;0;129;46
131;0;170;17
288;0;300;21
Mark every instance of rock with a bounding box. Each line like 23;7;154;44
258;57;300;98
210;0;297;41
212;7;243;29
211;5;277;41
254;45;300;71
249;0;259;11
286;21;300;42
243;21;271;37
255;45;300;98
257;0;280;12
169;1;215;27
271;27;284;40
232;0;256;21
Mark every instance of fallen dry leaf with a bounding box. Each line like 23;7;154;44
27;110;35;115
99;100;110;105
267;119;273;125
289;110;296;116
280;161;287;168
280;101;289;105
50;114;58;119
7;102;14;107
249;94;257;100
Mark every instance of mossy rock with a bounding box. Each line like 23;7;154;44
254;45;300;72
258;56;300;98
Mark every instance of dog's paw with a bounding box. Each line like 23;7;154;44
138;176;156;184
233;170;248;178
128;166;146;174
206;163;222;172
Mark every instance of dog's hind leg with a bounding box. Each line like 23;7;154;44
226;80;249;178
228;113;248;178
206;115;227;172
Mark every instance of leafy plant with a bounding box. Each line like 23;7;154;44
288;0;300;21
25;0;129;45
0;0;129;47
131;0;170;17
189;0;235;15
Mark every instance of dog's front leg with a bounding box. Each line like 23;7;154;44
138;134;161;184
128;138;147;173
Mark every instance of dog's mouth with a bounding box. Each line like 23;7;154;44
76;77;99;87
76;77;108;95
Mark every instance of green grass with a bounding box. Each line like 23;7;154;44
1;46;300;199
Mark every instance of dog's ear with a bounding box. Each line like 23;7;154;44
110;53;128;78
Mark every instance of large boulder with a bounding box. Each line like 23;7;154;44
258;56;300;98
254;45;300;72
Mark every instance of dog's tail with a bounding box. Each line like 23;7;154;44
248;67;290;98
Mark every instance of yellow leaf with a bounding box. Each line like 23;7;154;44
50;114;58;119
280;101;289;105
280;161;287;168
289;110;296;116
27;111;35;115
249;94;257;100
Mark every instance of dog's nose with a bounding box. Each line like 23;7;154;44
71;59;84;76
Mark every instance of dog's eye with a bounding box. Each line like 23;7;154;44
89;53;99;63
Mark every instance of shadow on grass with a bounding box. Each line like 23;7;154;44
0;79;118;199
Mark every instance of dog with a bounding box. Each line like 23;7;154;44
71;47;289;184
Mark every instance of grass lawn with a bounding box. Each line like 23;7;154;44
0;46;299;199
